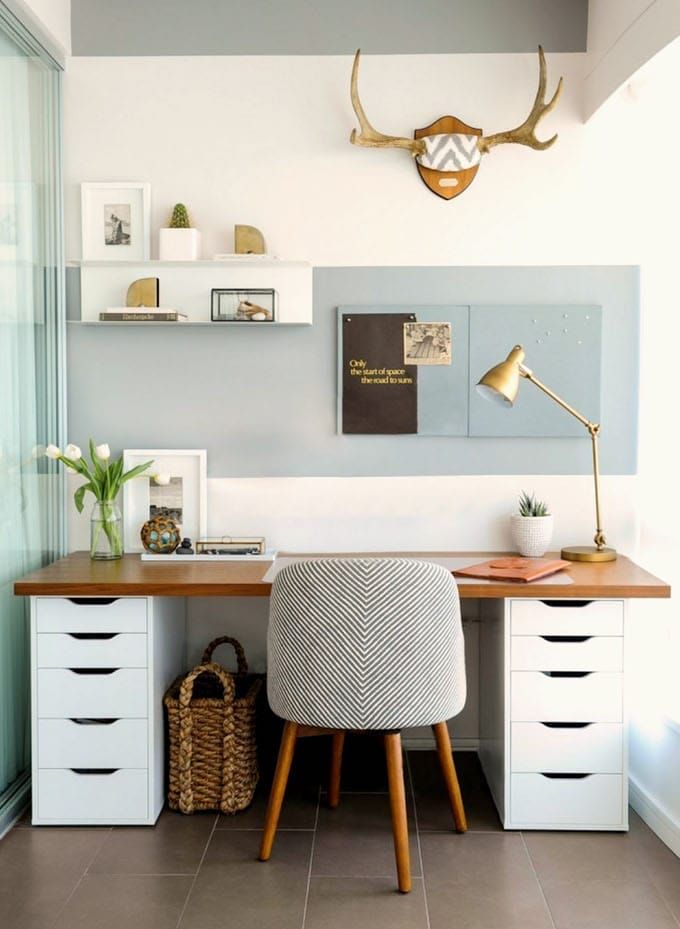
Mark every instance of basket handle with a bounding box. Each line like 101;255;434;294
176;662;236;814
201;636;249;675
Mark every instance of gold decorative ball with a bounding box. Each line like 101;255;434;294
140;514;181;554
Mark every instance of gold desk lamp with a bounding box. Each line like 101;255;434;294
476;345;616;563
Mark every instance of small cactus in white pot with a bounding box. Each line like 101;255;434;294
510;491;554;557
158;202;201;260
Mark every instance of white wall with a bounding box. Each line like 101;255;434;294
62;45;679;845
19;0;71;55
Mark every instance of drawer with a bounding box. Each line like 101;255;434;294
511;600;623;637
510;773;624;827
511;671;623;722
35;597;147;633
38;718;148;768
511;635;623;672
37;769;148;822
37;668;147;718
37;633;147;668
511;722;624;773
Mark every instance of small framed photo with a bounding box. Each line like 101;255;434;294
122;449;207;553
81;181;151;261
211;288;276;322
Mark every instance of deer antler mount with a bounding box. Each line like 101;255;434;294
349;47;563;200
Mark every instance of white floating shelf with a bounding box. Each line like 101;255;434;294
75;258;313;325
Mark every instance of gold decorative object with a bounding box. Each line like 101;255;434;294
476;345;616;563
126;277;159;308
140;514;181;554
349;46;562;200
234;224;266;254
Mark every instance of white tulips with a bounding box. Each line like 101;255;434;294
45;444;61;460
152;472;171;485
64;443;82;460
95;443;111;460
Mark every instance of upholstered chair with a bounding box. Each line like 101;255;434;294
258;558;467;893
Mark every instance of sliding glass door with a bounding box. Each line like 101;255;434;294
0;5;64;826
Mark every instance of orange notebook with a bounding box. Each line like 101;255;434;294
453;557;570;583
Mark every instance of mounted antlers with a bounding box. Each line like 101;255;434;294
477;46;563;154
350;49;426;157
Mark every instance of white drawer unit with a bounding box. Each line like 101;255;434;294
31;596;186;825
511;722;624;773
37;668;148;718
511;670;623;722
511;634;623;672
38;718;148;769
510;773;626;828
37;769;149;823
37;632;147;668
511;599;624;637
35;596;147;633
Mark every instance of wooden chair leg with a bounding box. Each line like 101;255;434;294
384;732;411;893
432;722;467;833
328;731;345;809
259;721;299;861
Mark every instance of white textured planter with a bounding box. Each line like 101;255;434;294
158;228;201;261
510;514;554;557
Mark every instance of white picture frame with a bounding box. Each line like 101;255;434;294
81;181;151;261
122;449;207;553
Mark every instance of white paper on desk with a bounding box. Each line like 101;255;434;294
263;555;573;585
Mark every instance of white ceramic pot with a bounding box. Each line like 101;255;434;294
510;514;554;557
158;228;201;261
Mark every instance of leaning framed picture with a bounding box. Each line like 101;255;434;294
81;181;151;261
122;449;207;553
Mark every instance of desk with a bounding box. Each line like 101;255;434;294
15;551;669;830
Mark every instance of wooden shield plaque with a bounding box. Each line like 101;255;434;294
415;116;482;201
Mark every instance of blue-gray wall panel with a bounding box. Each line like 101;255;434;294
66;266;639;477
71;0;587;56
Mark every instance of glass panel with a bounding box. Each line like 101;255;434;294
0;17;64;808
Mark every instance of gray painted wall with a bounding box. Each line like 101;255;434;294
66;266;638;477
70;0;587;56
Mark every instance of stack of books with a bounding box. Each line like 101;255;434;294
99;307;188;322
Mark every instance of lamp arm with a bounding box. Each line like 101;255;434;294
520;366;607;550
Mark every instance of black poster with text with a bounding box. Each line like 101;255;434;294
342;313;418;434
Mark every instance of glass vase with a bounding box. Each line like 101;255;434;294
90;500;123;560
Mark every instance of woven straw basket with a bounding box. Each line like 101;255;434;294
164;636;262;814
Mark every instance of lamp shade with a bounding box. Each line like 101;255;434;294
476;345;525;406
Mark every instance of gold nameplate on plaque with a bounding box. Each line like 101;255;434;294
126;277;160;308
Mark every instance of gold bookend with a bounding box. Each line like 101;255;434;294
234;225;266;255
126;277;160;308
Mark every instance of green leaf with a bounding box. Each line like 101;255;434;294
74;482;94;514
121;460;154;484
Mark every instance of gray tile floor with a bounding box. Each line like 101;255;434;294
2;745;680;929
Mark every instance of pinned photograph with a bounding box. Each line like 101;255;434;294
104;204;131;246
403;322;452;365
149;475;183;525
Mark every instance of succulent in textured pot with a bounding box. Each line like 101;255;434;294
158;202;201;260
45;441;153;560
510;491;554;557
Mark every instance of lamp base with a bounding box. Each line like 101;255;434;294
561;545;617;563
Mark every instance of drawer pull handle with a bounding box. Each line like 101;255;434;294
540;721;592;729
540;772;591;779
69;668;118;675
540;635;592;643
70;768;119;775
68;633;119;641
541;671;592;678
67;598;119;606
540;600;592;608
69;718;119;726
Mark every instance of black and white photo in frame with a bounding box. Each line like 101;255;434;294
81;182;150;261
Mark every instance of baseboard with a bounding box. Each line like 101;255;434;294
0;771;30;840
403;736;479;751
629;775;680;858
